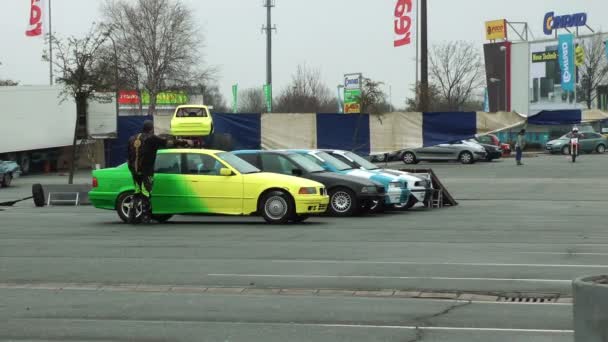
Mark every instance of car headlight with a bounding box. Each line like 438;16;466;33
298;187;317;195
361;186;378;193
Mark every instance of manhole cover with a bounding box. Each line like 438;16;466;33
497;293;560;303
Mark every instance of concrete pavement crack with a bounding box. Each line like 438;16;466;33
405;300;473;341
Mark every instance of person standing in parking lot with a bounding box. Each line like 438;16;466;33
515;129;526;166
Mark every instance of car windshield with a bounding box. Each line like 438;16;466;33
344;151;379;170
176;107;208;117
287;153;325;173
216;152;260;174
315;152;353;171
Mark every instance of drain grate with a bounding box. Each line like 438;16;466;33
497;293;560;304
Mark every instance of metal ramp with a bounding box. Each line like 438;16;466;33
46;192;80;206
400;168;458;208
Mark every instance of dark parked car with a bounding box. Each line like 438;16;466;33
466;139;502;161
233;150;385;217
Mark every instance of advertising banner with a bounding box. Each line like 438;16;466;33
344;74;362;114
558;34;575;92
605;40;608;60
483;43;509;112
141;91;188;105
26;0;45;37
232;84;238;113
263;84;272;112
485;19;507;41
118;90;140;105
393;0;415;47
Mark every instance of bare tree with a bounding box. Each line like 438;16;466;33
103;0;209;115
239;87;266;113
274;65;337;113
360;78;392;114
0;62;19;86
43;25;111;184
430;41;485;111
578;35;608;109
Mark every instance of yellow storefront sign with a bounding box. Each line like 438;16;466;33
485;19;507;41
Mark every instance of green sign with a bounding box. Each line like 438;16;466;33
263;84;272;112
232;84;238;113
141;91;189;105
531;51;558;63
344;88;362;113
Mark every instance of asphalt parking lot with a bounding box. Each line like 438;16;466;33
2;153;607;341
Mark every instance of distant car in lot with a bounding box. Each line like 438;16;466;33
0;160;21;188
287;150;411;209
233;150;386;216
475;134;511;156
89;149;329;224
465;139;502;161
322;149;431;209
397;140;487;165
545;132;608;154
169;105;214;137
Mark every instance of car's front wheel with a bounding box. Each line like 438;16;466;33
116;192;143;223
596;144;606;154
1;173;12;188
402;152;417;165
260;190;294;224
562;145;570;155
391;196;417;210
459;151;474;164
328;187;358;217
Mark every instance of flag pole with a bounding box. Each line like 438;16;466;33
48;0;53;85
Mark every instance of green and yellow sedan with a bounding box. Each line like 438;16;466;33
89;149;329;224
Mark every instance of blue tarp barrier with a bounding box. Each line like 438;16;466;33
422;112;477;147
528;110;582;125
210;113;261;150
106;115;153;167
316;114;370;155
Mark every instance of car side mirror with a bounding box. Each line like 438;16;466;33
220;168;233;176
292;168;303;176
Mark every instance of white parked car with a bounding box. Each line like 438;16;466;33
397;140;487;165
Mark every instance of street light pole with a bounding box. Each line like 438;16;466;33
500;45;507;111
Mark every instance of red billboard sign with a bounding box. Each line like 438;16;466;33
118;90;140;105
394;0;413;47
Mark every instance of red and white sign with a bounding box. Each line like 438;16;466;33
118;90;141;105
394;0;414;47
25;0;45;37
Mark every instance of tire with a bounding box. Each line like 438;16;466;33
402;152;417;165
562;145;570;155
1;173;12;188
152;214;173;223
116;191;144;224
596;144;606;154
459;151;474;164
260;190;294;224
32;183;45;207
327;187;358;217
391;195;417;211
292;215;309;223
374;154;386;162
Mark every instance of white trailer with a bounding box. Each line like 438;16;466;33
0;86;116;174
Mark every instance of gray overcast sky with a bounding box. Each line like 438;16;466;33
1;0;606;108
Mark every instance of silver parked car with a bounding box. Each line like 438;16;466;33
398;140;487;165
0;160;21;188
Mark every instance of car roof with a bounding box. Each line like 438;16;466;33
233;150;291;155
159;148;224;154
175;105;209;109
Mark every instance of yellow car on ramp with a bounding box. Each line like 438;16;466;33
170;105;214;137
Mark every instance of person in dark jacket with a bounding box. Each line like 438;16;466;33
515;129;526;166
127;120;188;223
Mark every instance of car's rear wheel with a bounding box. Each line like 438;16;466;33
459;151;474;164
562;145;570;155
116;192;143;223
596;144;606;154
402;152;417;165
1;173;12;188
328;187;358;217
260;190;294;224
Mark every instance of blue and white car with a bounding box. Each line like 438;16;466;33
288;150;411;208
323;150;431;209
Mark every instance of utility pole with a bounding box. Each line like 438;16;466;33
419;0;429;112
48;0;53;85
263;0;276;111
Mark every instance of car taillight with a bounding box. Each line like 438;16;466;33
92;177;98;188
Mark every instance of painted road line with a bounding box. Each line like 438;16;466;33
269;260;608;268
208;274;572;283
